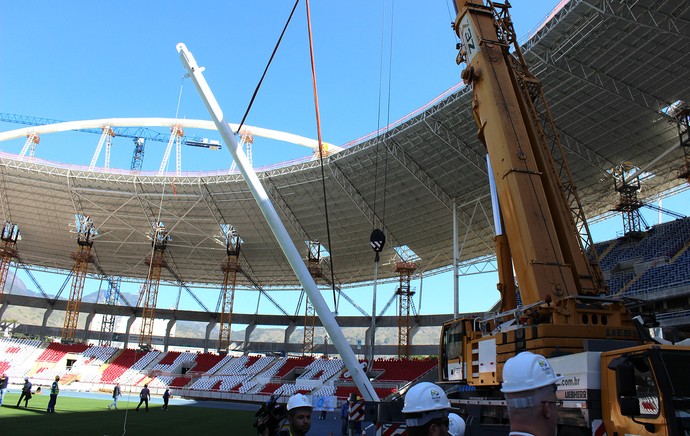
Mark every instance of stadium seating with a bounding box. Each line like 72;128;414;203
100;349;157;383
36;342;89;363
0;338;42;378
297;358;344;382
258;382;282;395
189;352;225;373
597;218;690;296
274;356;315;379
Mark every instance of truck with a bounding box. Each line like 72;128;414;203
433;1;690;435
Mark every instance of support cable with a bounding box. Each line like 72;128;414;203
305;0;338;311
368;0;397;364
381;0;395;233
236;0;300;135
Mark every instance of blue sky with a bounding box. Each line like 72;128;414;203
1;1;688;320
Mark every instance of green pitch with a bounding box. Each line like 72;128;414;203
0;393;257;435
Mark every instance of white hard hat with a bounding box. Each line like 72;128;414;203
448;413;466;436
287;393;312;411
401;382;450;414
500;351;562;393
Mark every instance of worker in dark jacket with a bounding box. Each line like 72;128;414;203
136;384;151;412
47;375;60;413
162;388;171;411
16;377;32;408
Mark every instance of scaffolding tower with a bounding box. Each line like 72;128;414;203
62;216;96;341
137;222;170;350
218;227;241;354
0;222;19;301
612;164;647;236
302;241;322;356
674;105;690;182
98;277;121;347
229;131;254;172
395;261;416;359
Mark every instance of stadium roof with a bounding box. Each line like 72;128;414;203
0;0;688;290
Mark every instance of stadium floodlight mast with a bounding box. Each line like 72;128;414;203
176;43;380;402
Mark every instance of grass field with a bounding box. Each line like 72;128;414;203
0;393;257;435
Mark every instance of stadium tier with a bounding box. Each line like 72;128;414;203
0;338;441;404
596;218;690;301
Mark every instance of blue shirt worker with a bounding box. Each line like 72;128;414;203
47;375;60;413
108;383;121;410
0;373;8;406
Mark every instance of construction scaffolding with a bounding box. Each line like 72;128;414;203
0;222;19;301
612;164;647;236
303;241;322;356
98;277;120;347
62;216;96;341
218;227;241;354
138;222;170;349
674;105;690;182
229;131;254;172
395;261;416;359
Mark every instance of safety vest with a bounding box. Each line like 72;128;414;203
51;381;59;395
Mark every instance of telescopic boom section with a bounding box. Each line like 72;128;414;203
453;0;606;305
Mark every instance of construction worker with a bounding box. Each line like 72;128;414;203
280;393;313;436
448;413;465;436
16;376;32;408
47;375;60;413
501;351;563;436
259;393;312;436
401;382;453;436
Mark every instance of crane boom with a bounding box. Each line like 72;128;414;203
456;2;604;304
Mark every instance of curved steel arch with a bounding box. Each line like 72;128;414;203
0;118;344;154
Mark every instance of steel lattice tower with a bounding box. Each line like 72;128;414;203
0;222;19;301
302;241;322;356
98;277;120;347
395;261;416;359
62;216;96;341
218;228;241;354
137;222;170;349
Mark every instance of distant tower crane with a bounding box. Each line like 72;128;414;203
217;226;241;354
394;261;416;359
0;222;20;301
302;240;322;356
137;221;171;350
131;137;146;171
62;215;97;341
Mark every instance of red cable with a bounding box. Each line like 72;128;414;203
305;0;323;156
305;0;338;309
